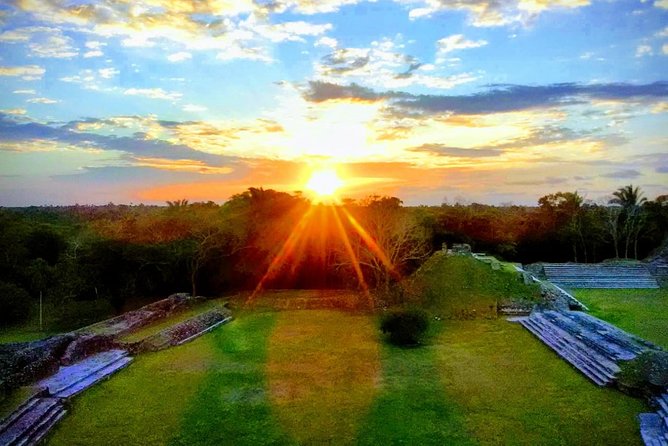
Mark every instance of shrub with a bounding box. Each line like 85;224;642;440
380;309;429;346
617;350;668;396
0;281;32;326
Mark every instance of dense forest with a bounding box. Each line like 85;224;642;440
1;185;666;327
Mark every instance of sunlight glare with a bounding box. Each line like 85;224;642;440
306;169;343;198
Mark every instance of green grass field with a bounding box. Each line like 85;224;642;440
571;288;668;349
45;309;646;445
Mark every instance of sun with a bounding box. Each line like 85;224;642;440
305;168;343;198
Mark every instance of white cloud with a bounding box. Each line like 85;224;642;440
29;33;78;58
85;41;105;49
316;36;338;48
0;65;45;80
0;26;58;42
0;108;27;115
655;0;668;9
167;52;192;62
98;67;119;79
60;70;96;83
13;89;36;95
27;97;59;104
636;44;653;57
402;0;590;27
663;43;668;55
11;0;335;63
124;88;183;101
437;34;488;55
256;21;332;43
257;0;363;15
121;35;156;48
182;104;208;112
83;41;105;57
314;37;480;90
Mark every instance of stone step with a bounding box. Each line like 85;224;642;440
526;316;619;378
53;355;133;399
519;319;610;386
521;319;612;385
639;413;668;446
526;317;617;382
15;404;66;446
36;349;128;396
529;313;622;373
656;394;668;414
0;397;61;446
559;311;652;353
0;396;41;435
542;311;638;361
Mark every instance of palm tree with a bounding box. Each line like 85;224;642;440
609;185;647;259
610;185;646;208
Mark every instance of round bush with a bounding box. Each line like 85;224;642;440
380;309;429;346
0;281;32;326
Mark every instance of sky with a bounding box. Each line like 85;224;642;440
0;0;667;206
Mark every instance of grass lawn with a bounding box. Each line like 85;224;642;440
571;288;668;349
437;320;645;445
45;309;646;445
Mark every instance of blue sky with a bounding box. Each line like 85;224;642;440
0;0;667;206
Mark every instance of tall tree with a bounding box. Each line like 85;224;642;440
538;191;585;262
609;185;647;259
342;196;431;291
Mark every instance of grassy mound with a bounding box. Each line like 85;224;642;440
402;254;540;319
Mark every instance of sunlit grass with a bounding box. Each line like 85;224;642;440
266;310;380;445
571;288;668;349
436;320;646;445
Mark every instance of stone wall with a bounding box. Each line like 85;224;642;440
132;309;232;353
0;335;74;396
0;293;198;396
77;293;193;337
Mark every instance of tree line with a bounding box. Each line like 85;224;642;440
0;184;665;326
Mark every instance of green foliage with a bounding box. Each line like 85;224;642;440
25;226;67;265
0;281;32;326
404;254;539;319
618;350;668;394
380;309;429;346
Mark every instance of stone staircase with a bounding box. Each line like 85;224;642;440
36;349;131;399
515;310;653;386
0;350;132;445
0;397;66;446
640;393;668;446
542;263;659;289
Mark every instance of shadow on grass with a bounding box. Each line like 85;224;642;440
357;323;475;446
170;313;294;446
